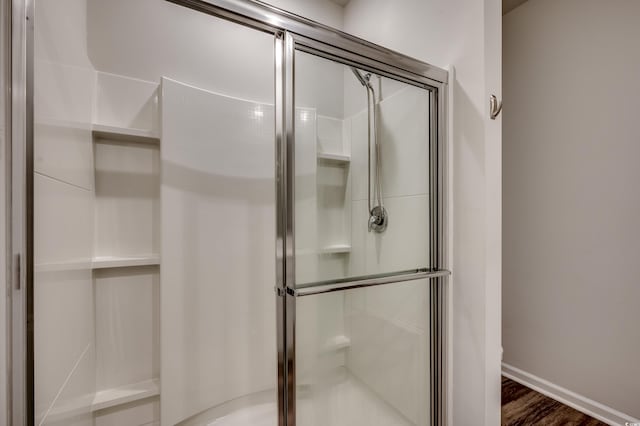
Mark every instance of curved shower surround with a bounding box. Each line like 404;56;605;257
31;0;443;425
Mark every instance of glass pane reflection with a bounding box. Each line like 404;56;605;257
294;50;431;287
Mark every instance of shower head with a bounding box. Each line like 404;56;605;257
351;67;370;87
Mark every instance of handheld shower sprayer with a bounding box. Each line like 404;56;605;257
351;67;387;233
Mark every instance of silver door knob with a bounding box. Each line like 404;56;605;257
490;94;502;120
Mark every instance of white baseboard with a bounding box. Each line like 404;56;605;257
502;363;639;426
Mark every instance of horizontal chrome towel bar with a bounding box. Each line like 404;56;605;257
289;268;450;297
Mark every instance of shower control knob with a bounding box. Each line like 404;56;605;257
368;206;388;233
368;215;377;231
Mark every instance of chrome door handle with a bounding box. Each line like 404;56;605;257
490;94;502;120
291;268;451;297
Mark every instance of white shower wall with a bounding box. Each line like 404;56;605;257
33;0;96;424
160;77;278;426
33;2;163;421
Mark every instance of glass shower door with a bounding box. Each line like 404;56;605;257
291;48;438;426
30;1;279;425
294;50;431;286
158;20;279;426
25;1;447;425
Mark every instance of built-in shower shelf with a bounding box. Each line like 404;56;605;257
322;335;351;352
92;255;160;269
91;378;160;412
92;123;160;143
319;244;352;254
317;152;351;164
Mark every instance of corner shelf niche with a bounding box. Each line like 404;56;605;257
319;244;352;255
322;335;351;352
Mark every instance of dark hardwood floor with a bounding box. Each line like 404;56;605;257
502;377;608;425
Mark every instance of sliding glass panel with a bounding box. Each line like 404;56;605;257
32;1;277;425
294;50;431;288
296;279;431;425
293;48;433;425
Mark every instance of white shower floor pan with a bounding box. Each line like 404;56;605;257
182;373;414;426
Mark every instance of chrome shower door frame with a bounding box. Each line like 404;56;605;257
8;0;449;425
6;0;35;424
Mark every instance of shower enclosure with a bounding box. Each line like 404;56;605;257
6;0;449;425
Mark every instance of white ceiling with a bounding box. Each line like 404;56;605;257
328;0;351;7
503;0;529;14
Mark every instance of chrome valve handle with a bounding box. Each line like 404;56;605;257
368;206;388;233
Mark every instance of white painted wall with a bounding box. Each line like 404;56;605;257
342;1;502;424
503;0;640;420
484;0;503;423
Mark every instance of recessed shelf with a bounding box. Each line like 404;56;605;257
91;378;160;412
92;124;159;143
323;335;351;352
319;244;352;254
92;255;160;269
317;152;350;164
